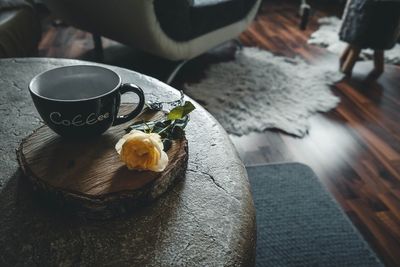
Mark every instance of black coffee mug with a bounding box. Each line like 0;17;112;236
29;65;145;138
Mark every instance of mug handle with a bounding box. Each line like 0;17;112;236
113;83;145;126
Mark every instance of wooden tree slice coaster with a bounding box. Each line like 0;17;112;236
17;105;188;220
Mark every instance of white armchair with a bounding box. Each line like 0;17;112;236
42;0;261;61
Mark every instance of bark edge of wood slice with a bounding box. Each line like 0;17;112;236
16;108;188;220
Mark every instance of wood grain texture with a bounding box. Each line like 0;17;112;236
17;106;188;219
233;1;400;267
37;0;400;265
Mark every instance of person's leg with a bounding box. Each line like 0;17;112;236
339;44;352;70
340;45;361;76
366;50;384;81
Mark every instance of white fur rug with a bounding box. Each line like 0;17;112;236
184;48;342;137
309;16;400;65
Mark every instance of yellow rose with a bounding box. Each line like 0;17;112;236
115;130;168;172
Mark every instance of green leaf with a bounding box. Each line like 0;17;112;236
163;139;172;151
124;97;194;140
167;101;195;121
174;116;189;128
146;102;163;111
171;126;185;139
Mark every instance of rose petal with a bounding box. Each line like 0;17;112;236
115;130;169;172
115;137;126;154
151;150;169;172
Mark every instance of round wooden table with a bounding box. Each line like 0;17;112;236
0;58;255;266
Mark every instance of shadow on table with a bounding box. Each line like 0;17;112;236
0;169;184;265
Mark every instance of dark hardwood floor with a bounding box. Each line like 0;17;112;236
38;1;400;266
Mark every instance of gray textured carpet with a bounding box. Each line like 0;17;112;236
247;163;384;267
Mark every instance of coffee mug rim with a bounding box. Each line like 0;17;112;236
29;65;122;103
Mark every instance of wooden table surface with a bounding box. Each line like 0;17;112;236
0;58;255;267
